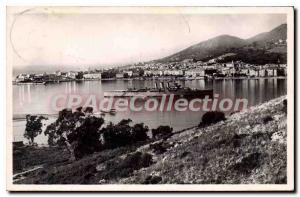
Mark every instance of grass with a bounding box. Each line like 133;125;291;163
121;96;287;184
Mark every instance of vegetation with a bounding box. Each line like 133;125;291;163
15;97;287;184
24;115;47;145
44;107;104;160
101;152;153;179
100;119;149;149
122;97;287;184
199;111;226;127
157;24;287;64
151;125;173;139
44;109;150;160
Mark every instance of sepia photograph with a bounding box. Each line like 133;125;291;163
6;6;294;191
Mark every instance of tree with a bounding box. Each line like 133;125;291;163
131;123;149;142
100;119;149;149
101;121;132;149
123;73;129;78
24;115;46;145
76;72;84;80
44;107;104;160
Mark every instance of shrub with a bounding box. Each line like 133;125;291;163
152;126;173;139
262;116;273;124
150;141;173;154
100;119;149;149
101;122;132;149
103;152;153;179
143;175;162;184
232;152;262;174
199;111;226;127
131;123;149;142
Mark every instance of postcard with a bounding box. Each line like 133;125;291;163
6;6;294;191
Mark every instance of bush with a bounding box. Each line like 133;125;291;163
103;152;153;179
152;126;173;139
100;119;149;149
143;175;162;184
199;111;226;127
131;123;149;142
262;116;273;124
150;141;172;154
232;152;262;174
101;122;132;149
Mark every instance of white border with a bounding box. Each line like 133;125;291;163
5;6;294;192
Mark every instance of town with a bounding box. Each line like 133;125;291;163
14;59;287;84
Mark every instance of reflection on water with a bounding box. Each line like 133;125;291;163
13;78;287;144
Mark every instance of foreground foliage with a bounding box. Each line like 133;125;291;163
16;97;287;184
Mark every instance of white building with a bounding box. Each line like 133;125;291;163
124;71;133;77
185;69;205;77
248;69;258;77
266;69;277;77
116;73;124;78
144;70;163;76
258;69;266;77
83;73;102;80
15;74;30;82
67;71;77;79
163;70;184;76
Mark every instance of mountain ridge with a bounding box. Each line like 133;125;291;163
155;23;287;64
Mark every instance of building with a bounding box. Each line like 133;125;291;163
124;71;133;77
248;69;258;77
221;67;235;76
83;73;102;80
185;69;205;77
15;74;30;82
258;69;266;77
163;70;184;76
266;69;277;77
116;73;124;79
144;70;163;76
67;71;77;79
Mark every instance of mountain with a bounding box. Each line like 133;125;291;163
158;35;248;62
156;24;287;64
247;24;287;45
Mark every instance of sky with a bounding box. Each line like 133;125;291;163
9;9;286;71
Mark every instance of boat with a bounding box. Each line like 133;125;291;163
104;82;213;99
100;109;116;115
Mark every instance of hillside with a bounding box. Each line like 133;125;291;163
156;24;287;64
247;24;287;45
159;35;247;62
14;97;287;184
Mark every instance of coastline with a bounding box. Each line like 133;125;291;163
12;76;287;85
13;95;287;184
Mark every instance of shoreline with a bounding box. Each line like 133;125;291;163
12;76;287;85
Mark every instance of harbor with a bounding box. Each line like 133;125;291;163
13;78;287;145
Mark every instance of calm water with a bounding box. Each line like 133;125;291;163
13;78;287;144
